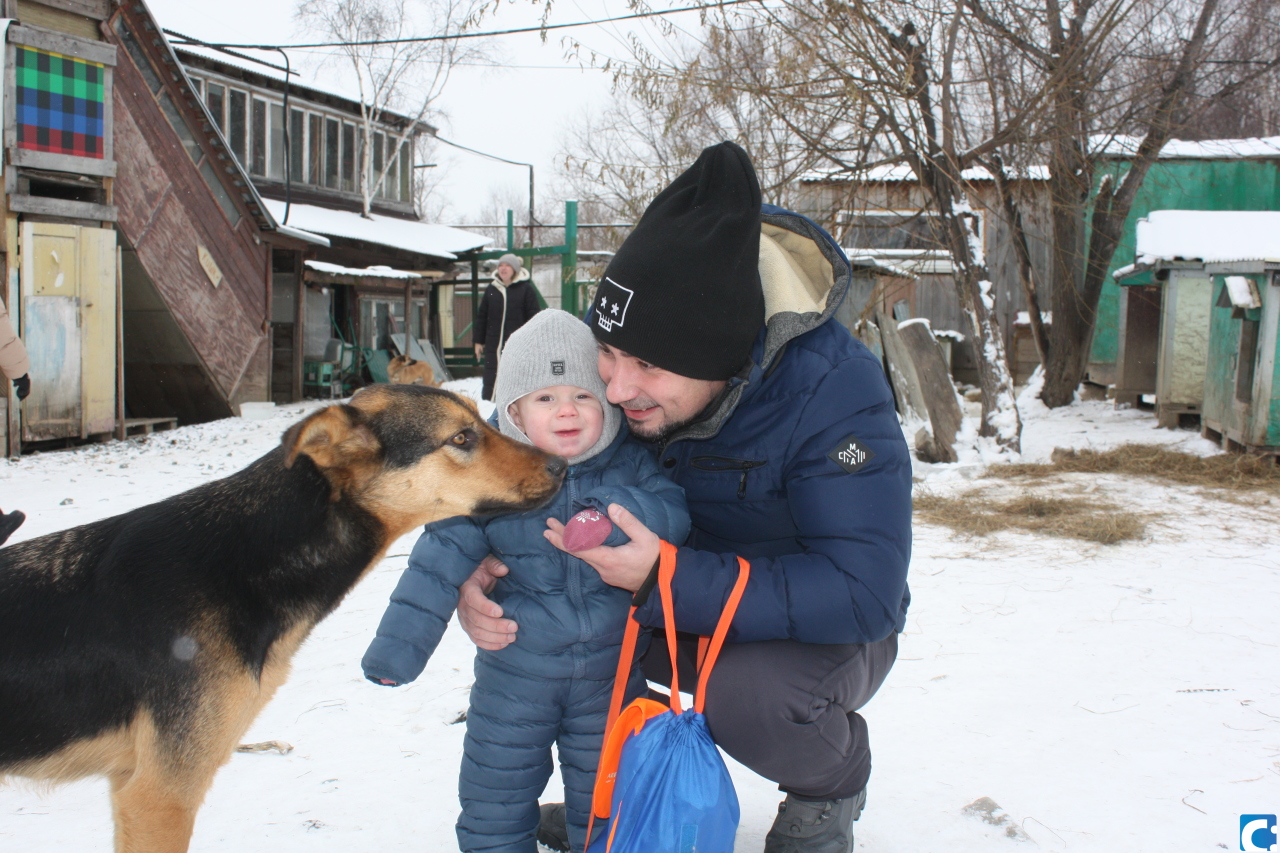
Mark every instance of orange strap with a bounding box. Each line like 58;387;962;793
591;543;751;822
657;541;682;714
603;606;640;734
694;555;750;714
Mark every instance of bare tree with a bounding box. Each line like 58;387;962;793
296;0;484;217
642;1;1032;450
558;24;819;227
955;0;1271;406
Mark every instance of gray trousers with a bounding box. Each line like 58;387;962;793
641;631;898;801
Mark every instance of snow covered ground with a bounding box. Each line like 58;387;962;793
1;380;1277;852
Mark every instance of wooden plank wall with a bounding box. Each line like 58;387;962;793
801;178;1054;380
109;10;269;417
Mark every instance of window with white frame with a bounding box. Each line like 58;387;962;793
187;71;414;203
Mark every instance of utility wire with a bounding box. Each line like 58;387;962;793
435;135;532;168
163;0;761;51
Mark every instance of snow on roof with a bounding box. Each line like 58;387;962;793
802;164;1049;183
263;200;489;261
1224;275;1262;309
846;254;917;278
1134;210;1280;264
277;223;329;247
1095;134;1280;159
804;136;1280;185
846;248;949;276
305;260;421;280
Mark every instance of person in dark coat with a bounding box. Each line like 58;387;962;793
458;143;912;853
473;253;542;401
363;309;690;853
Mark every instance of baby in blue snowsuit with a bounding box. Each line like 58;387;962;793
363;309;690;853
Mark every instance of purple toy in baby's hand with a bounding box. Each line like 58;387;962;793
562;508;613;552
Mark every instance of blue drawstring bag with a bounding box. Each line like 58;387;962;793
587;542;750;853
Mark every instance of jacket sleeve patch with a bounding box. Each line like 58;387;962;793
828;434;875;474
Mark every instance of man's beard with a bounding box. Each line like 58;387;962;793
626;411;696;444
621;389;728;444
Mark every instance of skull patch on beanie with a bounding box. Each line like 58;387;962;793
594;278;634;333
591;141;765;381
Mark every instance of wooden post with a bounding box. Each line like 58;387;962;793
428;280;440;348
403;280;413;351
470;257;480;359
293;251;304;402
115;246;125;441
5;213;19;458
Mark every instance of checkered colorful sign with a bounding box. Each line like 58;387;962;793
14;45;106;159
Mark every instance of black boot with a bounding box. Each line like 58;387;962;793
763;788;866;853
0;510;24;546
537;802;570;852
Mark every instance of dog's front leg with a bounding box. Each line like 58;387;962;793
109;767;202;853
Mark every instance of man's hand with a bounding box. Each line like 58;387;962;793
545;503;659;592
473;344;484;362
457;555;518;650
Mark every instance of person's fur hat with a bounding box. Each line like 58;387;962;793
493;309;621;465
591;141;764;380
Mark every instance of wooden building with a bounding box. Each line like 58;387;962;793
174;49;487;402
1115;210;1280;450
1;0;333;455
797;165;1053;387
1089;137;1280;387
1;0;490;455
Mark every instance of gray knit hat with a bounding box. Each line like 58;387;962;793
496;253;523;272
493;309;621;465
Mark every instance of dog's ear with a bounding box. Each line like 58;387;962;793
283;405;380;470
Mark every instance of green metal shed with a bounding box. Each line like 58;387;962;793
1088;138;1280;387
1115;209;1280;452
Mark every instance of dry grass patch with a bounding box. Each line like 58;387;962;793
988;444;1280;494
914;489;1148;544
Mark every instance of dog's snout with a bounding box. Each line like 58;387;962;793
545;456;567;479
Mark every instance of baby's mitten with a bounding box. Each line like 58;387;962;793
562;508;613;551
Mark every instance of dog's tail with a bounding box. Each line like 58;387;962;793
0;510;25;546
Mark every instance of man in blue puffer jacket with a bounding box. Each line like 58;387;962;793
463;142;911;853
362;310;690;853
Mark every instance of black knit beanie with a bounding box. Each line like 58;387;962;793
591;141;764;380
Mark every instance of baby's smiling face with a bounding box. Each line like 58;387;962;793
507;385;605;460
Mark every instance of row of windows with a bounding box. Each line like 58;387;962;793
187;74;413;204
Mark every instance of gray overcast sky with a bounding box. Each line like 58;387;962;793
145;0;697;225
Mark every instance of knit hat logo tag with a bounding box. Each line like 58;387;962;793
551;360;565;375
594;278;634;333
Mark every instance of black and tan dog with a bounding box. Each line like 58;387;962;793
0;385;564;852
